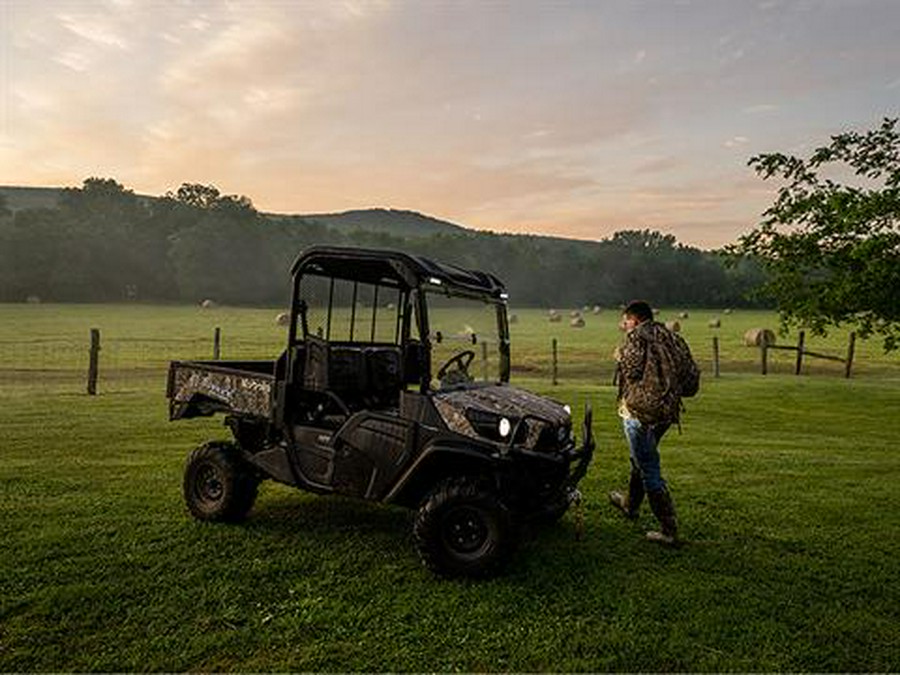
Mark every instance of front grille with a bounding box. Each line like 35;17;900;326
515;419;571;452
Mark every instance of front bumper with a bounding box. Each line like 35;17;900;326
565;403;595;487
506;403;594;495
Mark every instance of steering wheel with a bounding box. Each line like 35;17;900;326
437;350;476;386
306;390;351;425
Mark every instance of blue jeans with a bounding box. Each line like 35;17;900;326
622;417;670;492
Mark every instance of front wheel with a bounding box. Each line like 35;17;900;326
183;441;259;523
413;476;517;578
536;489;573;523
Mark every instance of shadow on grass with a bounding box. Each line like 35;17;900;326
229;488;742;589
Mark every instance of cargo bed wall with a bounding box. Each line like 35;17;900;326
168;360;276;420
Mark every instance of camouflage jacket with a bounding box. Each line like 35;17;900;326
617;320;683;426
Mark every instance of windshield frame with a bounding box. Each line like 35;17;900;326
419;285;511;390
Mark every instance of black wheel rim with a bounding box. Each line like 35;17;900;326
195;464;224;504
442;505;489;556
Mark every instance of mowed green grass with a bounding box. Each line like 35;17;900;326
1;303;899;671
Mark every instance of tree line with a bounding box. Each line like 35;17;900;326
0;178;767;309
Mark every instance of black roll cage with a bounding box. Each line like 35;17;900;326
288;246;511;390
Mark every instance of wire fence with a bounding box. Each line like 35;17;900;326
1;325;881;398
0;330;286;393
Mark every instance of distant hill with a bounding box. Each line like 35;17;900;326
290;208;468;238
0;186;64;212
1;185;469;239
0;184;759;308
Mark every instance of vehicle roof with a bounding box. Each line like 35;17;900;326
291;245;506;298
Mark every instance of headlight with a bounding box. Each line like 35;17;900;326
464;409;518;443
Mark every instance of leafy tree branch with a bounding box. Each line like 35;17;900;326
735;117;900;351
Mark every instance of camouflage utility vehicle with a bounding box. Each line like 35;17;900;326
167;246;593;578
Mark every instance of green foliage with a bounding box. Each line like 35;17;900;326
166;187;269;304
0;179;768;308
736;117;900;351
0;179;175;302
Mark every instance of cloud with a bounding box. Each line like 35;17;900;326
3;0;899;250
634;156;682;174
724;136;750;148
53;50;92;72
57;11;129;50
743;103;778;114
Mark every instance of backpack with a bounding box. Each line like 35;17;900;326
623;323;700;425
670;331;700;398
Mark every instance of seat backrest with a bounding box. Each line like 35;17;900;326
303;338;404;408
329;345;368;393
365;346;402;393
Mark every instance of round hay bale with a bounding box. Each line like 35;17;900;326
678;311;689;319
275;312;290;326
708;317;721;328
200;299;216;309
508;313;518;324
723;308;733;315
665;320;681;332
743;328;776;347
25;295;41;304
570;317;585;328
592;305;602;315
548;309;561;323
570;309;582;318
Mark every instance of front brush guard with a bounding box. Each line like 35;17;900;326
566;403;594;487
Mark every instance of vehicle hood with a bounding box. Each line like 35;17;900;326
434;383;567;422
432;383;570;449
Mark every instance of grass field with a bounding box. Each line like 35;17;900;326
2;302;897;386
1;304;899;671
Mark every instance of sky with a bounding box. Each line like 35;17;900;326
1;0;898;250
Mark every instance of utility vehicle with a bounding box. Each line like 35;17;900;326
167;246;593;577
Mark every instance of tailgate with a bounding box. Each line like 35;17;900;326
167;360;275;420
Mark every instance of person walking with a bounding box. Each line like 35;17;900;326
609;300;698;546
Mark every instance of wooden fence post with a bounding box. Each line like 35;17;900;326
761;342;768;376
795;330;805;375
87;328;100;395
845;332;856;379
213;327;221;360
712;336;720;378
551;338;558;386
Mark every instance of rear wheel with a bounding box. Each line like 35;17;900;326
183;441;259;523
413;476;517;578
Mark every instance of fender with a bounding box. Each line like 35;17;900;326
383;439;505;508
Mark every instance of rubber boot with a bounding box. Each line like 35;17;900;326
646;488;679;546
608;469;644;520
